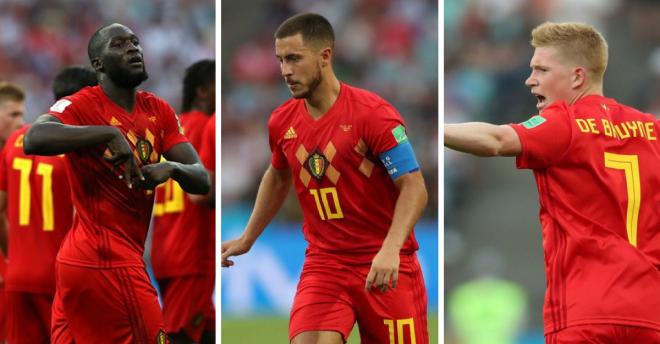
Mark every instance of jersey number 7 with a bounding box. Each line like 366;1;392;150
604;152;640;247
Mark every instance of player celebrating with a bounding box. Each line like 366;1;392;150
221;13;429;344
23;23;210;343
445;22;660;342
0;66;97;344
151;59;215;344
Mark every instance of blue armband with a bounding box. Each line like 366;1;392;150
378;141;420;180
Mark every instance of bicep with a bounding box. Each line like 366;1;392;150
497;125;522;156
163;142;201;165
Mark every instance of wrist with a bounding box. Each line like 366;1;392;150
380;238;403;253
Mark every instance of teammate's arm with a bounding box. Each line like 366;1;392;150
140;142;210;195
366;171;427;292
221;165;292;267
444;122;522;156
24;115;144;186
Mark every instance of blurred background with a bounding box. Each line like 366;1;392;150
0;0;214;122
445;0;660;343
221;0;438;343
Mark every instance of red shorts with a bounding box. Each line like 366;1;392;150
546;324;660;343
51;262;168;344
157;274;215;341
289;252;428;344
6;291;53;343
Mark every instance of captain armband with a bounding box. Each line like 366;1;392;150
378;141;420;180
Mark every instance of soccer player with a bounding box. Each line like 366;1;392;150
0;81;25;344
445;22;660;342
0;66;97;344
23;23;210;343
151;59;215;344
221;13;429;344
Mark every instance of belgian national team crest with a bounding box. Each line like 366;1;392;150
305;149;329;180
136;138;153;165
156;330;168;344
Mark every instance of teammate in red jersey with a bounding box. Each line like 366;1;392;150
151;59;215;344
445;22;660;342
0;66;97;344
23;23;210;344
192;113;215;206
221;13;429;344
0;82;25;344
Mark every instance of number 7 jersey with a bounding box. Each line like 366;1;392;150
510;94;660;334
268;83;418;260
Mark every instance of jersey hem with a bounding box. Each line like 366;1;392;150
289;328;348;343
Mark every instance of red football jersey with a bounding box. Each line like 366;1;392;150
0;126;72;294
268;83;418;261
48;85;187;269
152;111;214;277
510;95;660;334
198;113;215;173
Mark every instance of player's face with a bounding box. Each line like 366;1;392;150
100;25;148;88
275;33;323;99
0;99;24;143
525;46;575;112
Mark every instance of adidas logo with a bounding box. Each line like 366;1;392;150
284;127;297;139
110;117;122;126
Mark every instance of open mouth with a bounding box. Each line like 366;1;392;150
128;56;143;66
533;93;546;111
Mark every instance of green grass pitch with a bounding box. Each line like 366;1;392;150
222;313;439;343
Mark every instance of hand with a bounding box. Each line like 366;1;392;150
365;246;400;293
139;162;175;189
104;128;144;188
221;236;253;268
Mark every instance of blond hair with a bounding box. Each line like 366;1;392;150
531;22;608;83
0;81;25;104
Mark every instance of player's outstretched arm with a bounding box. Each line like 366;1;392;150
221;165;292;268
24;115;144;188
141;142;210;194
366;171;427;293
444;122;522;156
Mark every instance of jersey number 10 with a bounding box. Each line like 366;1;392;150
309;187;344;220
604;152;640;247
12;157;54;231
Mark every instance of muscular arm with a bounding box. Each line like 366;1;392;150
382;171;428;251
444;122;522;157
156;143;210;195
221;165;292;267
366;171;427;292
23;115;121;156
189;170;215;207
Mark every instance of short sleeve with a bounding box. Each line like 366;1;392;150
362;103;407;156
267;115;288;169
158;100;188;153
199;115;215;172
48;96;83;125
510;104;573;169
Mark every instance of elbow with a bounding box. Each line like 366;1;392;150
23;127;42;155
191;171;211;195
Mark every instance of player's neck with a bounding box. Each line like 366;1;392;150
569;83;604;105
100;80;137;114
191;101;214;115
304;75;340;120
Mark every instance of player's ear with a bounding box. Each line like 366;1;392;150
91;57;103;73
320;47;332;68
572;67;587;89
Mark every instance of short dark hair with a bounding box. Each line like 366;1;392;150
0;81;25;103
87;25;110;61
274;13;335;50
52;66;98;100
182;59;215;113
